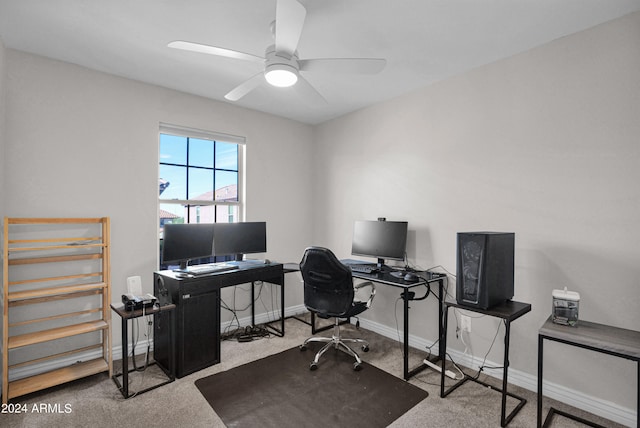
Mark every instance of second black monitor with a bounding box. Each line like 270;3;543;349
213;221;267;261
351;219;408;268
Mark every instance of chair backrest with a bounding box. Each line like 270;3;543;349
300;246;354;318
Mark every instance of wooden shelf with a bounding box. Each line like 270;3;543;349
9;344;103;369
9;242;106;252
9;272;102;287
8;282;107;302
9;253;103;266
10;308;102;328
9;236;101;244
8;358;109;400
8;320;108;349
2;217;111;404
7;217;106;225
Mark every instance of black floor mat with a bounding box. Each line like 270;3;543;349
195;345;429;428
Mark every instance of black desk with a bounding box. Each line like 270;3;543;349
347;265;447;381
537;316;640;428
110;303;176;399
441;300;531;427
154;262;285;377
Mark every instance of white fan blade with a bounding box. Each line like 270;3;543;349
168;40;264;64
224;73;265;101
299;58;387;74
295;75;327;105
275;0;306;56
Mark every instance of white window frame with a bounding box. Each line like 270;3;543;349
158;123;246;222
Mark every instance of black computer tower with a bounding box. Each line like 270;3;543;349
154;272;220;378
456;232;514;309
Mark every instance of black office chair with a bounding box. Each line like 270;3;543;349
298;246;376;371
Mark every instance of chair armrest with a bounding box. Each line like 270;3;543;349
354;281;376;308
354;280;374;290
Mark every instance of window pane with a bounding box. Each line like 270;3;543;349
189;138;214;168
216;205;239;223
159;164;187;200
159;203;185;229
186;204;216;224
188;167;214;200
215;170;238;201
160;134;187;165
216;142;238;170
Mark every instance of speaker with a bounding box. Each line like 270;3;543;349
456;232;514;309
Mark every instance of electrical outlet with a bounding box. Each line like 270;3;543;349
461;314;471;333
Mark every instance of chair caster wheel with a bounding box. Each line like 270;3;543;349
309;362;318;371
353;362;362;371
299;344;307;351
362;345;369;352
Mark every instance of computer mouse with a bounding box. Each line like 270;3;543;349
264;259;271;264
404;272;418;282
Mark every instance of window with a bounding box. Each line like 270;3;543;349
158;124;245;268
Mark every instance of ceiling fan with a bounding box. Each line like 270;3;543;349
168;0;386;103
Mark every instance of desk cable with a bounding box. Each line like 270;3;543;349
440;316;505;385
255;280;281;327
220;283;263;334
220;283;274;341
126;307;153;398
470;319;506;381
392;280;432;361
131;305;152;372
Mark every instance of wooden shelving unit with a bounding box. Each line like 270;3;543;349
2;217;112;404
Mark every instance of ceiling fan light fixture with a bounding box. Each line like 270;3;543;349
265;63;298;87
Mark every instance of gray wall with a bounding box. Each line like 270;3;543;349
2;47;313;348
313;11;639;420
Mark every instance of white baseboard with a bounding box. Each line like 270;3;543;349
8;305;636;427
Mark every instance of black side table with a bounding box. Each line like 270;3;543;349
441;299;532;427
111;303;176;399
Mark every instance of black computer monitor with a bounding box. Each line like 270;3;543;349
161;223;214;269
351;219;408;269
213;222;267;261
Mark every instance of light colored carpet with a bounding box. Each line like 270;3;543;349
2;316;625;427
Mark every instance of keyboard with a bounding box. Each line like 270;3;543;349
185;264;239;275
348;264;379;274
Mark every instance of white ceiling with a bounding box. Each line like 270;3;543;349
1;0;639;124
